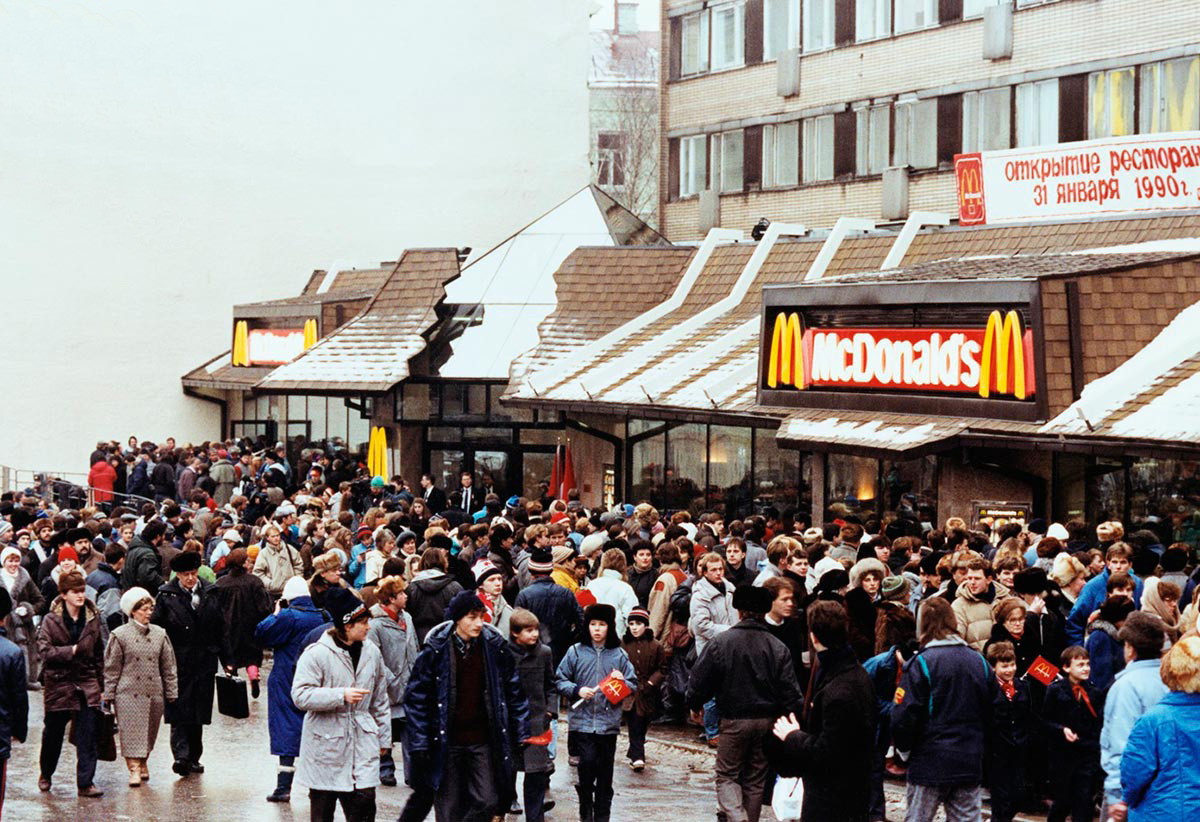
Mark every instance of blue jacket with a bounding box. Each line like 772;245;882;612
891;636;997;786
402;623;531;792
0;630;28;760
555;641;637;735
254;597;328;757
1101;658;1169;804
1065;569;1143;644
514;577;584;665
347;542;370;589
1120;691;1200;820
1084;621;1125;692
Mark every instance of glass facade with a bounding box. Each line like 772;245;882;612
1092;457;1200;550
825;453;938;525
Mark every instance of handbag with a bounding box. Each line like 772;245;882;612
771;776;804;821
69;709;117;761
215;672;250;719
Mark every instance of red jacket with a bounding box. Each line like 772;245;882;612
88;460;117;502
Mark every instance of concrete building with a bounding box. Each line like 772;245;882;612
657;0;1200;239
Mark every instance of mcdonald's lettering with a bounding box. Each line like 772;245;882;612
246;328;306;365
763;311;1035;399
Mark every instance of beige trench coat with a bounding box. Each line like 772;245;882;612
103;619;179;758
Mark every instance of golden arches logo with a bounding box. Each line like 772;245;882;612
302;319;318;350
979;310;1027;400
766;312;805;389
367;426;388;478
231;321;249;367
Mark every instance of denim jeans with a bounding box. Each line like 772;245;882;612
703;697;720;740
40;695;99;788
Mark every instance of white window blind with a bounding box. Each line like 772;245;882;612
856;105;890;175
682;11;710;76
803;0;835;52
1016;79;1058;147
680;135;707;196
802;115;834;183
711;2;745;71
1140;57;1200;134
763;122;800;187
962;88;1012;152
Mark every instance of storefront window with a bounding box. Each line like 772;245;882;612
882;455;938;530
755;428;808;520
523;451;554;499
396;383;436;422
326;399;348;445
429;448;465;491
631;432;665;506
707;425;751;517
287;395;306;423
347;407;370;455
307;395;327;441
1127;458;1200;548
826;454;879;521
666;424;707;514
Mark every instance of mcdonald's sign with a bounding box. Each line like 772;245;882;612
955;153;987;226
761;309;1035;400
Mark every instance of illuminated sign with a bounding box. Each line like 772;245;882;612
232;319;318;366
764;310;1035;400
954;131;1200;226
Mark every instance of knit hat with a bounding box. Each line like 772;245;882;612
583;603;620;648
801;527;823;546
1012;566;1048;596
551;546;575;566
473;559;503;586
1049;553;1086;588
0;546;21;567
282;575;311;603
170;551;202;573
326;586;368;626
881;575;910;603
356;525;373;538
732;585;774;614
370;476;386;488
1046;523;1070;541
57;545;79;564
313;551;342;574
120;587;153;617
627;607;651;626
527;548;554;574
849;557;887;590
443;590;486;624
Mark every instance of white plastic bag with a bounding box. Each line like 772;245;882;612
771;776;804;821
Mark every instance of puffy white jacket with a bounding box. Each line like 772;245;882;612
587;569;639;637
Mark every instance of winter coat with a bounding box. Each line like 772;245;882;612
1101;657;1168;804
102;619;178;757
402;571;459;643
588;569;639;637
127;459;151;500
1084;619;1125;691
150;461;176;501
209;459;237;507
891;636;997;786
122;535;164;595
403;622;531;792
622;634;667;717
1043;677;1104;755
952;581;1010;651
1120;691;1200;820
647;565;686;640
214;569;272;669
152;577;222;726
845;587;881;661
37;596;106;712
510;639;555;774
85;563;122;631
987;676;1034;751
774;645;875;822
0;629;28;759
687;576;735;658
488;593;513;640
687;618;802;719
1066;568;1143;644
514;576;583;665
292;631;391;791
252;541;304;597
2;566;43;644
555;641;637;734
627;565;657;609
366;604;418;719
254;596;328;757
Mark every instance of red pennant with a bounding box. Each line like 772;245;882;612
559;443;576;501
576;588;597;608
524;729;553;746
1027;655;1059;686
598;672;632;705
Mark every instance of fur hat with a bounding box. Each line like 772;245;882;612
1099;595;1137;625
849;557;887;590
583;603;620;648
282;575;311;603
443;590;486;624
1049;553;1086;588
1160;635;1200;694
1012;567;1049;596
731;585;774;615
312;551;342;574
326;586;368;627
170;551;202;573
1161;547;1188;573
1131;550;1160;578
880;574;910;603
1096;521;1124;543
120;587;153;617
801;527;823;546
57;570;86;594
527;548;554;574
0;546;21;567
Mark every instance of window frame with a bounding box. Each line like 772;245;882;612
596;131;626;187
1139;56;1200;134
709;0;746;72
1015;78;1059;148
802;0;835;53
762;121;800;188
764;0;800;61
1088;66;1136;140
855;0;892;43
894;0;938;35
855;103;891;176
679;134;708;197
681;9;711;77
893;97;937;170
802;114;835;184
962;87;1013;153
711;129;745;193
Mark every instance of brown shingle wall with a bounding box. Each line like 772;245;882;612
321;299;369;334
1040;279;1073;416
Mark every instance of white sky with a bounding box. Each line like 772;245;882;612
0;0;591;475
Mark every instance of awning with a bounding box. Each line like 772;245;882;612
776;408;968;458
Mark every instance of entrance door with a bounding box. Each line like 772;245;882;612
474;450;516;501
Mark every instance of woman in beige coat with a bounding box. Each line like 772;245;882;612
103;586;179;786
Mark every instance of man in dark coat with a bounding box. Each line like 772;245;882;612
418;473;448;515
152;551;223;777
688;585;803;822
213;548;271;697
402;591;531;822
513;549;583;666
123;520;166;595
0;588;29;814
771;599;876;822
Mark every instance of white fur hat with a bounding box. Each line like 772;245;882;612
120;587;153;617
282;575;310;602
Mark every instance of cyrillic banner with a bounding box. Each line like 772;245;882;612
955;132;1200;226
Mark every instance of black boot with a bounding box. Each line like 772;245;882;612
576;785;594;822
266;767;293;802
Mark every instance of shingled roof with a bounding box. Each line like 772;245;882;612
255;249;460;393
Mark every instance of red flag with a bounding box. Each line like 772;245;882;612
576;588;597;608
597;672;632;705
559;443;576;501
550;444;561;501
524;729;553;746
1027;655;1059;686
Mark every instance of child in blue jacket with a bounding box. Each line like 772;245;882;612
555;603;637;822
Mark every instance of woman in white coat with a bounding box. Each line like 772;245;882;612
587;548;640;638
291;586;391;822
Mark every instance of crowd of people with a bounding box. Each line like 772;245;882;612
0;435;1198;822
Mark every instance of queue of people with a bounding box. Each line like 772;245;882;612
1;434;1199;822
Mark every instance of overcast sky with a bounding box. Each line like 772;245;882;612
0;0;591;474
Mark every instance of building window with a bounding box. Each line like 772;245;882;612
711;130;744;192
826;454;879;521
1140;57;1200;134
710;1;745;71
764;0;800;60
680;135;707;197
596;132;626;186
1089;67;1136;139
962;0;1003;18
616;2;639;35
802;0;834;52
802;115;834;183
856;0;891;41
681;10;710;76
707;425;752;516
856;104;890;176
762;122;800;188
963;87;1012;152
893;98;937;169
895;0;936;34
1016;79;1059;147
